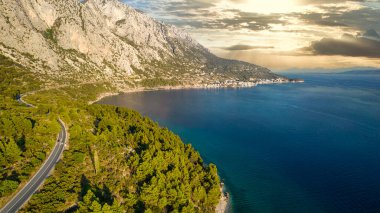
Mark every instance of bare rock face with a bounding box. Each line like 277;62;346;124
0;0;284;88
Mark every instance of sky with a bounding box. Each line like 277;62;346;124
123;0;380;71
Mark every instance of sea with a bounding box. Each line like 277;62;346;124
98;73;380;213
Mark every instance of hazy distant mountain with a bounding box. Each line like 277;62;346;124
340;70;380;75
0;0;284;89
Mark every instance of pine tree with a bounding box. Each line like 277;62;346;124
94;149;100;174
1;138;21;164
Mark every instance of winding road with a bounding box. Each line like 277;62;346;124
16;95;35;108
0;97;67;213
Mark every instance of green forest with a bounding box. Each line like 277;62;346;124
0;54;221;212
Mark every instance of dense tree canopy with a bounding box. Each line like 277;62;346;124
0;54;221;212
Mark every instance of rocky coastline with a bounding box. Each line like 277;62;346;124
90;78;304;104
89;77;304;213
216;182;229;213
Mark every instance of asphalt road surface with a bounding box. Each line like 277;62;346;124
16;95;35;108
0;101;67;213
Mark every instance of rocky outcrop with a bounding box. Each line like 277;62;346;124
0;0;285;88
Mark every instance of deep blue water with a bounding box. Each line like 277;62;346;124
98;74;380;213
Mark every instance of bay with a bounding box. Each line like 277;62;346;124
98;74;380;213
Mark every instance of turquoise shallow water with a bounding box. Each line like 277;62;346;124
98;74;380;213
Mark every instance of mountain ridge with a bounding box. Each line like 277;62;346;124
339;69;380;75
0;0;286;90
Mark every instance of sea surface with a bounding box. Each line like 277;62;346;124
98;73;380;213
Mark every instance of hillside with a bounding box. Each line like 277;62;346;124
0;0;286;212
0;53;221;212
0;0;285;89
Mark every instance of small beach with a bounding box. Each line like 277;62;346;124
216;183;229;213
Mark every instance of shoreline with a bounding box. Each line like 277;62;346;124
89;79;303;213
90;79;304;105
88;92;120;105
216;182;229;213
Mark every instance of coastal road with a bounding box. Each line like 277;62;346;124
0;98;67;213
16;95;35;108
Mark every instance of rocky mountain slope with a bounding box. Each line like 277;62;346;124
0;0;286;89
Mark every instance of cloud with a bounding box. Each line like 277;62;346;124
212;12;286;31
165;0;216;11
296;12;348;27
125;0;380;34
152;8;287;31
215;48;380;70
297;0;365;5
307;30;380;57
296;7;380;31
123;0;380;69
363;29;380;40
222;45;274;51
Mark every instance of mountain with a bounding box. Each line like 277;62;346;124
0;53;223;212
340;70;380;75
0;1;288;211
0;0;284;89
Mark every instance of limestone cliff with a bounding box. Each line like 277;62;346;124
0;0;285;89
